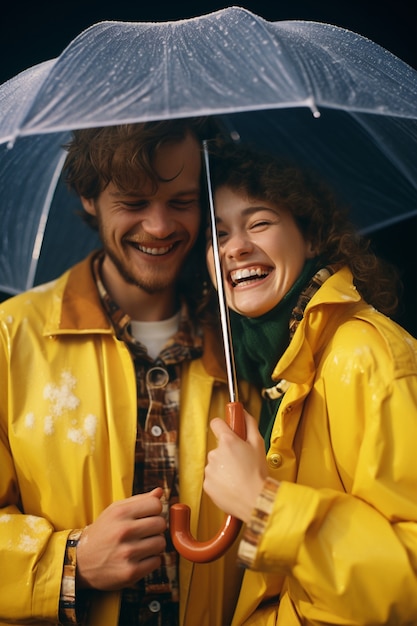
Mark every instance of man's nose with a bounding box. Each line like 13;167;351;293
142;204;176;238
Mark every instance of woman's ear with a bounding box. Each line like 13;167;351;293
305;240;317;259
80;196;96;217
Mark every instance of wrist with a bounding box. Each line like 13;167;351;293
59;529;85;624
74;526;92;590
237;477;279;568
240;473;269;524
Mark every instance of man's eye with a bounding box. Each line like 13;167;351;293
122;201;147;210
172;199;198;210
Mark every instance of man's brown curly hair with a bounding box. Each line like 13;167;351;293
63;117;221;203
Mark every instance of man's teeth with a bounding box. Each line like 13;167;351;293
137;244;173;255
230;267;269;285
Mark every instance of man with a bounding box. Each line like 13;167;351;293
0;119;260;626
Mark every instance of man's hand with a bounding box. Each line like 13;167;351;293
203;411;268;523
76;487;166;590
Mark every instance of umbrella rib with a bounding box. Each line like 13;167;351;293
26;149;68;290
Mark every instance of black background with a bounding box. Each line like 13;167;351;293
1;1;416;334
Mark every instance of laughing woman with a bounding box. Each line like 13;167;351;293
203;141;417;625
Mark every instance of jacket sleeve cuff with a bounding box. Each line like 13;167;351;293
237;477;279;568
59;529;89;625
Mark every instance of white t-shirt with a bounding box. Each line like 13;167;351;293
130;311;181;360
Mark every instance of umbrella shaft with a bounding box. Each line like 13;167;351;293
203;141;238;403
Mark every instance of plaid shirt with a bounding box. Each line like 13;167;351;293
59;253;203;625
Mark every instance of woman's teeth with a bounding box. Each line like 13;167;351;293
230;267;269;286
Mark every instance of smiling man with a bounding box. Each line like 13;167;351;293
79;129;202;321
0;119;261;626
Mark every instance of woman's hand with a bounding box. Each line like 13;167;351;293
203;411;268;523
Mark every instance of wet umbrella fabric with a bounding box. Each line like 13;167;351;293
0;6;416;294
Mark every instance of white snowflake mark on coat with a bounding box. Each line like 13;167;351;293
27;369;99;446
18;534;41;553
24;413;35;428
25;515;45;531
43;370;80;416
44;415;54;435
16;517;50;553
67;414;98;446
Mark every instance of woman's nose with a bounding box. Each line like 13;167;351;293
223;232;253;259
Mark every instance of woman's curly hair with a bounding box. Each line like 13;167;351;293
205;139;401;317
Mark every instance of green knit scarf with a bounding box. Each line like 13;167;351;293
230;259;319;448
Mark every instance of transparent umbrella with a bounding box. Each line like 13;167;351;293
0;6;416;296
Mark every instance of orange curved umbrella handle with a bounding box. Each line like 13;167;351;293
169;401;246;563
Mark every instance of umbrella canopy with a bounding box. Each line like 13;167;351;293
0;6;416;294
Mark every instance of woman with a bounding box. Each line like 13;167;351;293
203;141;417;625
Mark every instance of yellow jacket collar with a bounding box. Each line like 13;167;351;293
43;252;228;383
272;266;362;384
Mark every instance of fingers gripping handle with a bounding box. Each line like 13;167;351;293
169;402;246;563
225;401;246;440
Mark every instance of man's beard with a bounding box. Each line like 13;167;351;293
104;242;176;295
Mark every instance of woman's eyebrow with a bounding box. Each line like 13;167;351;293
241;205;277;216
213;205;277;223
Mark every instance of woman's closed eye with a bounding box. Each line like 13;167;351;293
249;219;274;230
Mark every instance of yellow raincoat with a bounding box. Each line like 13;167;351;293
0;254;260;626
232;267;417;626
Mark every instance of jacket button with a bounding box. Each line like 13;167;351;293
267;453;282;468
151;425;162;437
148;600;161;613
